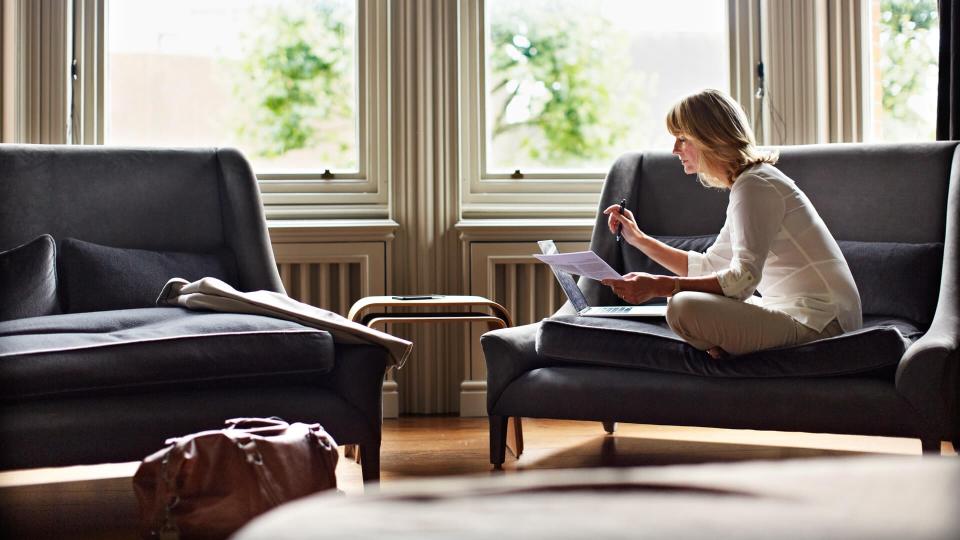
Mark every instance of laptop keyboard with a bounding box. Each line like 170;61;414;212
595;306;633;313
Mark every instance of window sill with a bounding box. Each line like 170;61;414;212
268;219;399;243
456;218;594;242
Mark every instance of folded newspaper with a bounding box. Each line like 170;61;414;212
157;277;413;367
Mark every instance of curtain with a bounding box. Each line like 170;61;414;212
938;0;959;140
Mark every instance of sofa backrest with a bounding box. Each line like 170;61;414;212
0;144;283;294
584;142;960;324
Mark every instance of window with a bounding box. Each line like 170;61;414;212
866;0;939;142
98;0;390;218
459;0;730;217
108;0;357;172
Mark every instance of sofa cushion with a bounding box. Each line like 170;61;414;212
0;307;334;400
839;240;942;327
535;314;916;378
0;235;60;322
60;238;239;313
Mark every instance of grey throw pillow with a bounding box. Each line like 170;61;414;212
622;234;717;275
838;240;943;327
0;234;61;321
60;238;239;313
624;235;943;327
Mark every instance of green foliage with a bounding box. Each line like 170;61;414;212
488;5;641;167
235;2;353;160
877;0;938;133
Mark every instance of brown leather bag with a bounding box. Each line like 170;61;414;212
133;417;338;540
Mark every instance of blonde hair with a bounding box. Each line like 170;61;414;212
666;89;777;189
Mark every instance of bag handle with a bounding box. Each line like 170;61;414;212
224;417;289;430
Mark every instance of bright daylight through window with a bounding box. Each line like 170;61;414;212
868;0;939;142
107;0;358;174
484;0;728;175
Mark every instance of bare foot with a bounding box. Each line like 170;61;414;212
706;346;729;360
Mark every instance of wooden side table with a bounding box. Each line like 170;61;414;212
346;295;524;459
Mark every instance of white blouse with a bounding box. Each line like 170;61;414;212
686;163;862;333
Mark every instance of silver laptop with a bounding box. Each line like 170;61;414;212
538;240;667;318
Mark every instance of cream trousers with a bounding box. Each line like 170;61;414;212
666;292;843;356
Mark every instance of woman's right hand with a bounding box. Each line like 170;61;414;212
603;203;645;245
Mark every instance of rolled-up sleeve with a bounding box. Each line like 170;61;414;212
713;176;784;300
689;221;729;277
687;249;707;277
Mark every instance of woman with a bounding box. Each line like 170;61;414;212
601;89;861;358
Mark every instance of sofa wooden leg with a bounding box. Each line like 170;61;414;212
490;415;509;468
921;438;941;455
359;443;380;482
602;421;617;434
507;416;524;458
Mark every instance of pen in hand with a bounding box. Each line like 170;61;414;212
615;198;626;243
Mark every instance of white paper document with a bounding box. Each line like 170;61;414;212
533;251;623;281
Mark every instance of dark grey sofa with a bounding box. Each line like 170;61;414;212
0;144;386;481
483;142;960;464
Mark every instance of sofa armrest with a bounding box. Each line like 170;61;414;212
895;145;960;440
482;323;554;414
216;147;285;294
896;319;959;438
319;342;389;438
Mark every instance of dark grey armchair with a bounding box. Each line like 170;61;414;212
0;145;386;481
483;142;960;465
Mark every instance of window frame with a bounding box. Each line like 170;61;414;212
458;0;737;219
77;0;391;219
459;0;602;219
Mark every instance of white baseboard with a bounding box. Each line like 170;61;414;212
382;379;486;417
382;380;399;419
458;380;487;417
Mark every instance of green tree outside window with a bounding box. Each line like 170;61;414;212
487;2;647;170
234;1;355;165
876;0;939;141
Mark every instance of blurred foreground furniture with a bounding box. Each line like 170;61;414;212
234;456;960;539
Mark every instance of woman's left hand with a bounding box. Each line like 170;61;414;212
601;272;663;305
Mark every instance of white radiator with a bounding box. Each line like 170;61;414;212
277;262;361;316
272;242;387;316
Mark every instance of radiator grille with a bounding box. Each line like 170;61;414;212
277;262;363;316
493;262;567;326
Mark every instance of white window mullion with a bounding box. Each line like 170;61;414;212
727;0;766;144
72;0;105;145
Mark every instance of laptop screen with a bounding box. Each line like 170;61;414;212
538;240;589;312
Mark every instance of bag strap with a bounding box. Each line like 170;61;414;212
308;424;337;450
235;439;285;508
224;417;288;429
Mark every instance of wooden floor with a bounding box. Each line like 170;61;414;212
0;417;954;539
